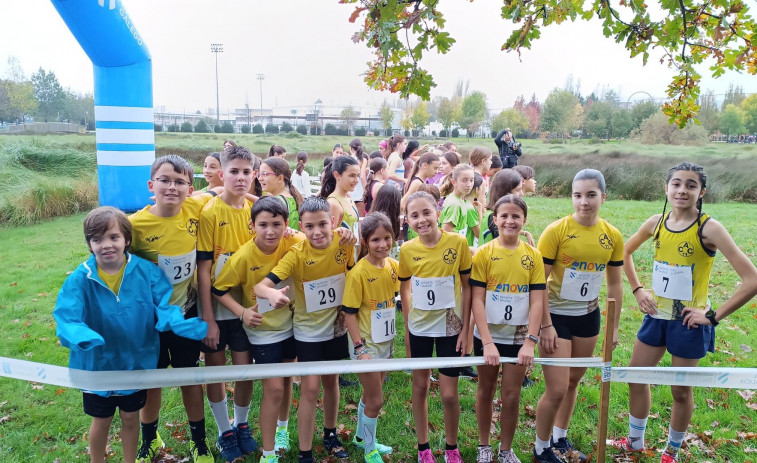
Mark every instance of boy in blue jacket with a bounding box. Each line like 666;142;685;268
54;207;207;463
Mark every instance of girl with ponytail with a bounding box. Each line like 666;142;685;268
320;155;362;243
364;157;388;213
291;151;313;198
349;138;368;216
259;157;304;229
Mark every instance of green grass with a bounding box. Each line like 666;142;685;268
1;198;756;462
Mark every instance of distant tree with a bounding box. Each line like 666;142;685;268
426;95;443;121
296;124;308;135
720;104;746;137
220;121;234;133
630;101;659;131
240;124;251;134
167;124;179;132
59;90;94;126
154;123;163;132
739;94;757;134
439;129;448;137
4;56;26;83
379;103;394;133
460;91;487;137
324;123;338;135
437;97;460;135
638;112;708;145
354;127;367;136
524;94;541;133
721;83;746;111
266;123;279;134
400;105;414;133
541;89;582;135
5;80;37;122
697;90;720;134
31;68;65;122
411;101;430;132
0;82;11;122
491;108;528;137
451;127;460;138
252;123;264;134
180;121;193;132
583;101;613;138
610;109;633;138
194;119;211;133
340;106;359;135
310;124;322;135
281;121;293;133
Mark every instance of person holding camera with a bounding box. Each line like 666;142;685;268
495;129;522;169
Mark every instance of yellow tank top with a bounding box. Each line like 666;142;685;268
651;212;716;320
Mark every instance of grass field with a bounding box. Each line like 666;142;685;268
1;197;756;462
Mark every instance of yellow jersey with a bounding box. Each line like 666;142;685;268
651;213;716;320
328;193;360;243
129;194;213;314
268;231;355;342
97;261;126;295
197;195;255;320
470;240;546;344
342;257;400;358
537;215;624;316
398;231;472;337
212;233;305;343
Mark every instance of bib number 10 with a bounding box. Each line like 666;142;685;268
371;308;396;342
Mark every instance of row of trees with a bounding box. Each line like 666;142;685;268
0;58;94;127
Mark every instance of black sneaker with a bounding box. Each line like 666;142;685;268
338;375;358;387
323;433;349;458
550;437;586;461
533;447;565;463
522;375;535;388
460;365;479;380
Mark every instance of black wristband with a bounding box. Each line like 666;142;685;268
632;286;644;294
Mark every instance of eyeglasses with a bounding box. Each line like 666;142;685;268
154;177;190;188
257;172;278;179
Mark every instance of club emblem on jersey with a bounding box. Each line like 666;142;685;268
521;255;534;270
390;267;398;283
187;219;198;237
335;248;347;265
598;233;613;250
678;241;694;257
442;248;457;265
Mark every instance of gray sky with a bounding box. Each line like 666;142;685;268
1;0;752;115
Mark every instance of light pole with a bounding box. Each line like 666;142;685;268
257;74;264;128
211;43;223;125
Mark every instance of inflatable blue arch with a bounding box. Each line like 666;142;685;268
52;0;153;211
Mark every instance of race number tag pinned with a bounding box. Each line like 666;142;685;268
652;262;692;301
411;276;455;310
158;250;196;285
371;308;396;343
257;277;294;314
559;269;603;301
214;254;230;279
304;273;345;313
485;291;529;325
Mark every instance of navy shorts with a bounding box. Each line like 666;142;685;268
82;390;146;418
473;337;522;358
200;318;252;353
408;332;461;378
251;336;297;364
551;309;601;340
296;334;349;363
636;315;715;359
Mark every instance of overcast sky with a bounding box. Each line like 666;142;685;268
1;0;752;115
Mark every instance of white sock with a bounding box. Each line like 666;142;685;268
667;426;686;456
356;400;366;440
233;403;250;427
208;398;232;435
552;426;567;441
534;436;550;455
262;449;275;457
628;414;647;450
277;419;289;429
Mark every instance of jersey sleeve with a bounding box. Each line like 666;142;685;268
197;205;215;261
529;248;547;290
185;193;214;218
439;202;463;228
211;250;245;296
341;267;363;314
458;235;472;274
608;226;624;266
537;221;561;266
389;259;400;292
465;206;479;228
469;246;488;288
268;248;296;284
398;243;412;281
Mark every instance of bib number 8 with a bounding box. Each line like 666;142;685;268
504;305;513;321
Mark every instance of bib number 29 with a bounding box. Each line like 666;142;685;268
319;288;337;305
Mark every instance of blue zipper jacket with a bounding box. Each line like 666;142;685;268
54;252;208;397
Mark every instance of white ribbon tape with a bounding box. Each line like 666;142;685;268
612;366;757;389
0;356;602;390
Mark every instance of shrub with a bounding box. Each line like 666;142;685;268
154;123;163;132
285;131;302;139
636;112;708;145
180;121;193;133
354;127;367;136
324;123;338;135
337;127;349;136
167;124;179;132
281;122;293;133
219;121;234;133
252;124;264;134
439;129;447;138
310;125;322;135
240;124;251;134
451;128;459;138
194;120;211;133
296;124;308;135
432;130;437;137
265;123;279;134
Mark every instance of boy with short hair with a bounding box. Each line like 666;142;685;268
54;206;207;463
197;145;258;462
213;196;304;463
255;196;355;463
129;155;218;462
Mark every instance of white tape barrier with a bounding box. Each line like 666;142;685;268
612;366;757;389
0;356;602;391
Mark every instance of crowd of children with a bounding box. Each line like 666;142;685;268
54;136;757;463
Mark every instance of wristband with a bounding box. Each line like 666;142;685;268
539;324;553;331
239;307;248;322
482;341;495;348
632;286;644;294
355;348;368;357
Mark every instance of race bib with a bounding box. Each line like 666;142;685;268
257;277;294;314
458;228;467;238
158;250;196;285
411;276;455;311
304;273;345;313
214;253;230;279
370;308;396;343
485;291;529;325
652;261;693;301
559;269;603;301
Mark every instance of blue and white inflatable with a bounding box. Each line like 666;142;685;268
52;0;153;211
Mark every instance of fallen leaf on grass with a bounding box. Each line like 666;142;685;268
738;390;755;402
741;344;752;353
0;415;10;424
21;333;30;339
9;282;17;286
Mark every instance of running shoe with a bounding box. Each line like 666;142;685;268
339;375;359;387
476;445;494;463
550;437;586;461
609;437;643;452
460;365;479;380
497;448;521;463
217;429;244;463
274;426;290;452
189;439;214;463
260;455;279;463
418;448;436;463
137;431;165;462
235;422;259;454
365;448;384;463
660;452;678;463
324;432;349;458
352;435;393;455
532;447;565;463
522;375;535;388
444;448;463;463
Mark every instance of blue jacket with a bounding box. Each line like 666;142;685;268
54;253;208;397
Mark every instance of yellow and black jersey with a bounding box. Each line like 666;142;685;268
268;231;355;342
212;233;305;343
342;257;400;357
97;261;126;295
650;213;716;320
537;215;623;316
398;231;472;337
129;193;214;314
470;240;546;344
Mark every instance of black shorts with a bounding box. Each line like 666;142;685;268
473;337;522;358
551;309;601;340
251;336;297;364
82;390;147;418
158;329;203;369
295;334;349;363
408;332;461;378
200;318;252;353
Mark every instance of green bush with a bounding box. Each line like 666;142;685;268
154;123;163;132
266;123;279;134
167;124;179;132
440;129;447;137
296;124;308;135
451;128;459;138
240;125;251;134
354;127;367;136
324;123;337;135
252;124;264;134
194;120;211;133
180;122;193;133
310;125;322;135
281;122;293;133
285;131;303;139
